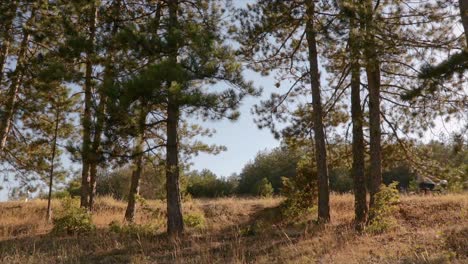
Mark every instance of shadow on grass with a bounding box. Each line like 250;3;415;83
0;204;353;263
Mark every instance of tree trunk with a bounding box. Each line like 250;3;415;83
0;1;17;87
0;7;34;151
89;0;120;211
349;10;368;231
460;0;468;46
166;99;184;235
47;107;60;222
81;2;98;209
125;104;147;222
165;1;184;234
305;0;330;223
363;0;382;209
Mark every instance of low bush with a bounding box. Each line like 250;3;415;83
366;182;400;234
280;155;317;220
183;213;206;229
255;178;274;197
52;197;95;235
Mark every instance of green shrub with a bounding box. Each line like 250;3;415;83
255;178;274;197
183;213;206;229
109;220;122;233
366;182;400;234
52;197;95;235
280;155;317;220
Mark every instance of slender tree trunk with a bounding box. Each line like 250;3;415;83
363;0;382;209
88;101;105;210
166;99;184;235
125;104;147;222
460;0;468;46
0;1;17;87
305;0;330;223
349;9;368;231
47;108;60;222
81;2;98;208
0;7;35;151
165;1;184;235
89;0;120;210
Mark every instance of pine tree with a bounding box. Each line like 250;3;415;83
341;0;368;230
236;0;332;222
0;1;39;151
0;1;18;87
101;0;256;232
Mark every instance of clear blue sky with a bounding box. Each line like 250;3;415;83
189;70;280;177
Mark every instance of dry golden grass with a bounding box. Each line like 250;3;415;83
0;193;466;263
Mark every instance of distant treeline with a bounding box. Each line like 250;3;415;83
54;139;467;200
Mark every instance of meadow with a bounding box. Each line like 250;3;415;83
0;193;466;264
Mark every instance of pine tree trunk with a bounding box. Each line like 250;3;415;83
363;0;382;209
165;0;184;237
47;108;60;222
125;104;147;222
460;0;468;45
0;7;34;151
166;99;184;235
305;0;330;223
81;2;98;209
349;11;368;231
89;0;120;210
0;1;17;87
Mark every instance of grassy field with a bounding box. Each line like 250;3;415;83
0;194;467;263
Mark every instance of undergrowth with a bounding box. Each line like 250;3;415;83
52;197;95;235
366;182;400;234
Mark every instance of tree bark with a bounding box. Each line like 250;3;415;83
0;7;34;151
125;104;147;222
460;0;468;46
166;99;184;235
89;0;120;211
349;9;368;231
305;0;330;223
165;0;184;236
363;0;382;209
0;1;17;87
47;107;60;222
81;2;98;208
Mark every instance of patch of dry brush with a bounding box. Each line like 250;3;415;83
0;194;466;263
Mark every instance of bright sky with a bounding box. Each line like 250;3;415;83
189;71;280;177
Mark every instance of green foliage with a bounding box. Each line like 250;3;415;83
95;164;166;200
367;182;400;234
52;197;95;235
183;213;206;229
255;178;274;197
329;168;353;193
408;179;419;192
186;169;237;198
66;177;82;197
237;146;300;195
280;156;317;220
